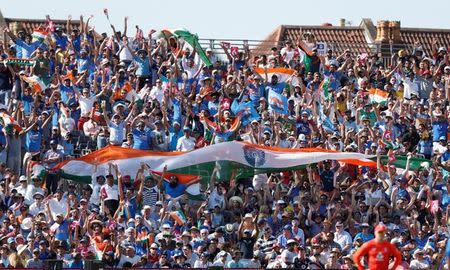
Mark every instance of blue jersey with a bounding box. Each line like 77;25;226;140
296;120;311;135
162;181;185;198
134;55;150;77
25;128;42;152
132;129;151;150
265;82;286;95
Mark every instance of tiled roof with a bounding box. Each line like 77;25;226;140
4;17;82;35
400;28;450;56
256;25;372;56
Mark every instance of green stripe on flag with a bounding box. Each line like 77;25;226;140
58;160;312;185
374;155;433;171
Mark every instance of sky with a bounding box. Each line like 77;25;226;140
2;0;450;41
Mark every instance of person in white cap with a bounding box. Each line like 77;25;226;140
15;176;28;198
28;192;45;216
281;239;298;267
409;249;429;269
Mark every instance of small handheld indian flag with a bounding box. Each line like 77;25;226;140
32;28;48;43
0;112;22;132
254;67;295;83
368;88;388;105
21;75;47;93
170;210;187;226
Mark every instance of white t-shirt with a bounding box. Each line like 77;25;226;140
149;86;165;104
29;202;45;217
181;57;200;79
208;189;225;210
118;40;134;62
117;254;140;268
334;231;352;250
280;47;295;63
176;136;195;152
193;260;213;268
59;117;76;137
100;184;119;201
409;259;430;269
83;120;99;137
48;198;68;220
281;249;297;265
79;95;96;117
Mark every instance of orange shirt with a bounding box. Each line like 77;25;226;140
353;239;401;270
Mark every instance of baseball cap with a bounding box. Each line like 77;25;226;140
375;224;387;233
287;239;297;245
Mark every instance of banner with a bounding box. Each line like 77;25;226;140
53;142;377;184
268;90;288;115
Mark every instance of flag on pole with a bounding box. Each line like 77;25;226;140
230;47;239;57
268;90;289;115
320;77;330;100
368;88;389;105
162;28;212;67
45;15;55;32
298;49;312;73
254;68;295;83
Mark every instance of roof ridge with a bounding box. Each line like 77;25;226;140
400;27;450;33
280;24;363;30
4;17;80;24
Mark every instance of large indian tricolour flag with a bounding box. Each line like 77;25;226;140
53;142;376;189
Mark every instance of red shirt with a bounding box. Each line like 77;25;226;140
353;239;401;270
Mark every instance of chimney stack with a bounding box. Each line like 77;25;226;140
340;18;346;27
375;20;390;42
389;21;401;43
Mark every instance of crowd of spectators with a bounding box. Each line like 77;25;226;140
0;14;449;269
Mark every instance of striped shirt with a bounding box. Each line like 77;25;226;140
142;186;159;207
257;235;276;255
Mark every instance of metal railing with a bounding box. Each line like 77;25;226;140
198;37;418;67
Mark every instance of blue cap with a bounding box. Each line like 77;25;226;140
263;127;272;134
183;126;191;132
201;252;209;257
7;237;14;244
439;136;447;141
173;250;184;257
283;225;292;231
